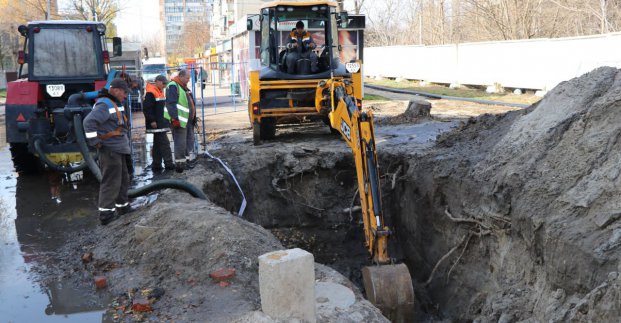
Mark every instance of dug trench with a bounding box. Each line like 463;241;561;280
203;144;407;290
38;67;621;321
209;67;621;321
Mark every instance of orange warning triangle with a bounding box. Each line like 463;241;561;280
16;113;26;122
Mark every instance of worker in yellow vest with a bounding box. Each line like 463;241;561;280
164;69;196;173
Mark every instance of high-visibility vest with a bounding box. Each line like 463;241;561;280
145;82;165;100
164;81;190;128
96;97;127;139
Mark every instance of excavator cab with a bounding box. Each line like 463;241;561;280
248;1;414;321
255;3;344;78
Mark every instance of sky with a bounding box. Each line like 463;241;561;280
114;0;160;41
58;0;369;42
58;0;160;41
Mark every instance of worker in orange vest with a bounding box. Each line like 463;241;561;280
143;75;174;171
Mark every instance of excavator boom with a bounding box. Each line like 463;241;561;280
323;76;415;321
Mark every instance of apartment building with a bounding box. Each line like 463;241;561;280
161;0;212;55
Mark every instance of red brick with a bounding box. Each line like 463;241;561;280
131;297;153;312
209;268;236;282
94;276;107;289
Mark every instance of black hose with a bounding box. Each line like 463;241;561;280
128;179;207;199
365;84;531;108
33;138;89;173
72;114;207;200
73;114;103;181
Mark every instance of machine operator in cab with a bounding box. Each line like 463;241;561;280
286;21;319;74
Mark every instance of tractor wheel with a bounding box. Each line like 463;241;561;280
10;143;40;174
260;118;276;140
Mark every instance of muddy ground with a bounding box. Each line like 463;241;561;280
13;68;621;322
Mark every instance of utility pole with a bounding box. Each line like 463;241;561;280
46;0;51;20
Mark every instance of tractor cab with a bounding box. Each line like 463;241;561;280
250;1;350;80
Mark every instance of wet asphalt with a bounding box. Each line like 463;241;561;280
0;105;153;322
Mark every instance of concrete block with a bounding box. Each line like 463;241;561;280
134;225;159;243
259;248;316;323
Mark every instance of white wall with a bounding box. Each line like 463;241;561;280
365;32;621;91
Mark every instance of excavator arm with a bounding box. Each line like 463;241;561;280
320;75;415;321
328;82;390;264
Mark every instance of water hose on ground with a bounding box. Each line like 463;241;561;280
365;84;531;108
33;139;89;173
128;179;207;199
72;114;207;200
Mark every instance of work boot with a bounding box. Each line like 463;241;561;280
164;162;175;171
150;163;163;171
116;204;133;216
99;210;119;225
187;158;197;168
176;163;185;173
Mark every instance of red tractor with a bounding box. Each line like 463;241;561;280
5;20;124;173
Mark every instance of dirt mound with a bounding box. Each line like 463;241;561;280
47;159;387;322
391;66;621;320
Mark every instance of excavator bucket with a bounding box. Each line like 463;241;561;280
362;263;414;322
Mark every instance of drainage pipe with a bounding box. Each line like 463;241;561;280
365;84;531;108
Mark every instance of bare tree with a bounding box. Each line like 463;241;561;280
65;0;121;36
362;0;621;47
142;33;164;58
174;20;210;58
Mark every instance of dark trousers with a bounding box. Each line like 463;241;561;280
172;126;195;163
98;148;129;212
286;50;318;74
152;132;173;168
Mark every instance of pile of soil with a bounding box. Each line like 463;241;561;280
388;67;621;321
49;159;386;322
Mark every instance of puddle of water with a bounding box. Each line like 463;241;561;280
0;149;112;321
0;122;156;322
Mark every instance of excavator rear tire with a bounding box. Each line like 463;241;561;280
260;118;276;140
253;122;261;145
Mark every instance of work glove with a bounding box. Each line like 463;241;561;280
150;122;157;129
171;118;181;129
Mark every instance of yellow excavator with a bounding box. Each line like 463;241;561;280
247;1;414;321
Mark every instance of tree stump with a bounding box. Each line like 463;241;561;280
403;100;431;119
